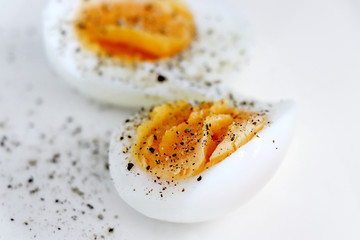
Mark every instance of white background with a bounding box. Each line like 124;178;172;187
0;0;359;239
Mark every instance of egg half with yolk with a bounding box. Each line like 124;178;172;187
109;96;296;222
43;0;251;107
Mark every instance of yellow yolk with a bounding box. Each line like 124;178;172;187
74;0;195;61
133;100;267;180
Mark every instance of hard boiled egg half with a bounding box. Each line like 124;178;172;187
43;0;250;107
109;95;296;222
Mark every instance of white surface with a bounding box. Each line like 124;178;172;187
0;0;360;239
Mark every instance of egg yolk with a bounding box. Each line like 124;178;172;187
74;0;195;61
133;99;267;180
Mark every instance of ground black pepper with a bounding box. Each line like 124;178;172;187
148;147;155;153
87;203;94;210
157;74;167;82
127;163;134;171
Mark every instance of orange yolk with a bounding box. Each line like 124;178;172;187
133;99;267;180
74;0;195;61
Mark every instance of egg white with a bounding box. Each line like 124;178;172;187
42;0;251;107
109;96;296;223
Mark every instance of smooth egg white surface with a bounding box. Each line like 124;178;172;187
109;97;296;223
42;0;251;107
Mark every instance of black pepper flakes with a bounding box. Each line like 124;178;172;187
148;147;155;153
28;177;33;184
28;160;37;166
71;187;84;197
197;176;202;181
157;74;167;82
127;163;134;171
29;187;39;194
87;203;94;210
51;153;61;163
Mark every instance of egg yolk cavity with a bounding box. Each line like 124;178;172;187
133;100;268;180
74;0;195;61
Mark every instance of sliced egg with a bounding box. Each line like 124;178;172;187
43;0;250;107
109;95;296;223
